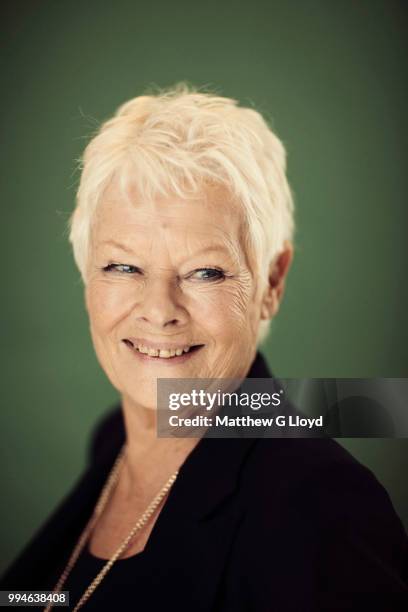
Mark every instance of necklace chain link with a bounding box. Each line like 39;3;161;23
43;445;179;611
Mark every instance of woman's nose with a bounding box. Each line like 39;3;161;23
135;277;188;330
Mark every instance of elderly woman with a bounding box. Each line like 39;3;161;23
1;85;407;611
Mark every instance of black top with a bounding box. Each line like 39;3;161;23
1;353;408;611
61;546;150;610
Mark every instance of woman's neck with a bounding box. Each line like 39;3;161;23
118;396;199;499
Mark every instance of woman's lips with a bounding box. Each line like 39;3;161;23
122;339;204;364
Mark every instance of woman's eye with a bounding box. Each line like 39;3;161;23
188;268;225;282
103;263;141;274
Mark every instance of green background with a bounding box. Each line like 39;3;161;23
1;0;407;573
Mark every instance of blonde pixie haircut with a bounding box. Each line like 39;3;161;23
69;83;295;343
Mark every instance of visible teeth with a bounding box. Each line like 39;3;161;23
134;344;193;358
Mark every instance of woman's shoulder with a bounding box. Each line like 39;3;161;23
242;436;403;526
229;437;408;607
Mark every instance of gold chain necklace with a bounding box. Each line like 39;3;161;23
43;445;179;612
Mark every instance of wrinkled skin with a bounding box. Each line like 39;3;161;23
85;181;292;414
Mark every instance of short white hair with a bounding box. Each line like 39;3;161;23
69;83;295;343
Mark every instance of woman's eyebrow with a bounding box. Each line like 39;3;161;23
189;245;233;257
99;239;136;254
179;245;241;268
100;241;232;256
99;240;239;265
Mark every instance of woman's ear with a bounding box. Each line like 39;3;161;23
260;241;293;320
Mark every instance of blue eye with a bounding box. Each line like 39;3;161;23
189;268;225;282
102;264;226;281
103;263;141;274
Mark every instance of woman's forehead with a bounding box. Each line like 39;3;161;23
99;178;238;214
93;184;245;251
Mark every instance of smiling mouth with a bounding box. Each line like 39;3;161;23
122;339;204;359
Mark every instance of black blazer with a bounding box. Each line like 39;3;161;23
2;353;408;611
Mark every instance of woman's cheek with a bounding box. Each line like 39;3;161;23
188;283;251;335
88;281;137;330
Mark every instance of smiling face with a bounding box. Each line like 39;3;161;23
85;182;273;411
